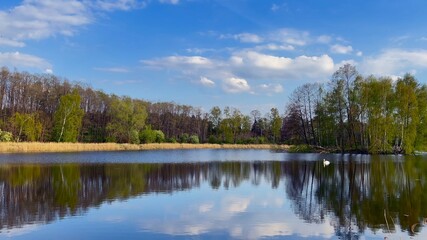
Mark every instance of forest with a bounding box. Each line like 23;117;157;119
0;64;426;154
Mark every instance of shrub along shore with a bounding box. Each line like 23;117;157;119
0;142;290;153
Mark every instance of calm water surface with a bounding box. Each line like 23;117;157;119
0;149;426;239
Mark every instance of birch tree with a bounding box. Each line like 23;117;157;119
53;90;84;142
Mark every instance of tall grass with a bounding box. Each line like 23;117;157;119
0;142;290;153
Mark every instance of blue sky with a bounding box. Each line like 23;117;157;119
1;0;427;114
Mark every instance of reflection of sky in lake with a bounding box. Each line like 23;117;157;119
5;179;423;240
136;181;336;239
2;151;427;239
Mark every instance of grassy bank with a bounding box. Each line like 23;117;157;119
0;142;290;153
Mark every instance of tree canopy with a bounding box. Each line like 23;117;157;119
1;65;427;153
53;90;84;142
284;64;427;154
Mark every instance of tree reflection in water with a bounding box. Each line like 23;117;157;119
1;155;427;238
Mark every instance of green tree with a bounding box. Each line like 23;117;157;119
269;108;282;143
230;108;243;143
394;74;419;153
361;76;395;153
332;64;361;149
209;106;222;138
107;97;147;143
241;115;252;140
10;112;42;142
53;90;84;142
219;107;233;143
328;76;346;151
313;84;335;146
415;85;427;151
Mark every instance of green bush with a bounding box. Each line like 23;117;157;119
130;130;140;144
140;129;155;143
208;135;218;144
257;137;266;144
139;126;162;143
189;135;199;144
106;136;116;143
154;130;165;143
179;133;190;143
0;129;13;142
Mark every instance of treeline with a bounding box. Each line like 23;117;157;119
2;65;427;153
285;64;427;154
0;67;282;144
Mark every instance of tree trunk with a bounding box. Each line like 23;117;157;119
58;115;67;142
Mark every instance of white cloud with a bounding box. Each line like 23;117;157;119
258;83;283;94
200;76;215;87
45;68;53;74
145;55;213;67
142;51;335;94
330;44;353;54
141;27;341;94
361;48;427;76
234;33;263;43
271;4;280;12
220;33;263;43
0;0;91;43
390;35;410;44
231;51;334;79
159;0;180;4
166;56;213;66
221;28;315;47
0;38;25;47
233;51;292;70
255;44;294;51
270;28;310;46
186;48;216;54
0;52;52;71
317;35;332;44
356;51;363;56
271;3;288;12
95;0;147;11
223;77;251;93
94;67;130;73
0;0;179;47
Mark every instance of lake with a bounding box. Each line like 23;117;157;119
0;149;426;239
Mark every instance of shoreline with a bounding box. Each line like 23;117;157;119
0;142;290;154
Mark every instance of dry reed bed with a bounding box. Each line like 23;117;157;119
0;142;290;153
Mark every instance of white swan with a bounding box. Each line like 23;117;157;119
323;159;330;166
